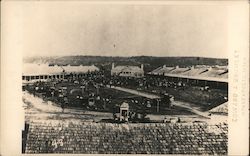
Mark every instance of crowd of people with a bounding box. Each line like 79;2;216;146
23;70;175;114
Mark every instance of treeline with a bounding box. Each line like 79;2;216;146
23;55;228;72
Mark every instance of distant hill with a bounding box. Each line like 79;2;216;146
23;55;228;72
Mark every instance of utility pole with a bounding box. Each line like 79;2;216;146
103;99;106;110
80;86;85;95
157;99;160;113
59;65;65;80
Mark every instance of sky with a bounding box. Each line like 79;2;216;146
19;2;228;58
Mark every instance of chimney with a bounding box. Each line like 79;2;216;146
141;64;144;70
112;63;115;69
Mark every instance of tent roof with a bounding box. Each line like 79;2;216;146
22;63;99;76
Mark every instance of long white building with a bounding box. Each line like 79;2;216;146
148;65;228;89
22;63;99;83
111;63;144;78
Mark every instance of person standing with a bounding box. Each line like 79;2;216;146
61;102;65;112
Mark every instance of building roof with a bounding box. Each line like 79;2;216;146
112;65;143;72
149;65;228;83
120;102;129;109
209;101;228;114
22;63;99;76
25;121;228;154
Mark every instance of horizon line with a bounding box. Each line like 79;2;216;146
23;54;228;59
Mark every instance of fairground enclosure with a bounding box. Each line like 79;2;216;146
22;56;228;154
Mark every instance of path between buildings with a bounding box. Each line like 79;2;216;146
110;86;160;99
173;101;210;118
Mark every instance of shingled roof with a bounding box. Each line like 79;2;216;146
24;121;228;154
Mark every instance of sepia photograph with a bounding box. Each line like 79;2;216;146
1;1;249;155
